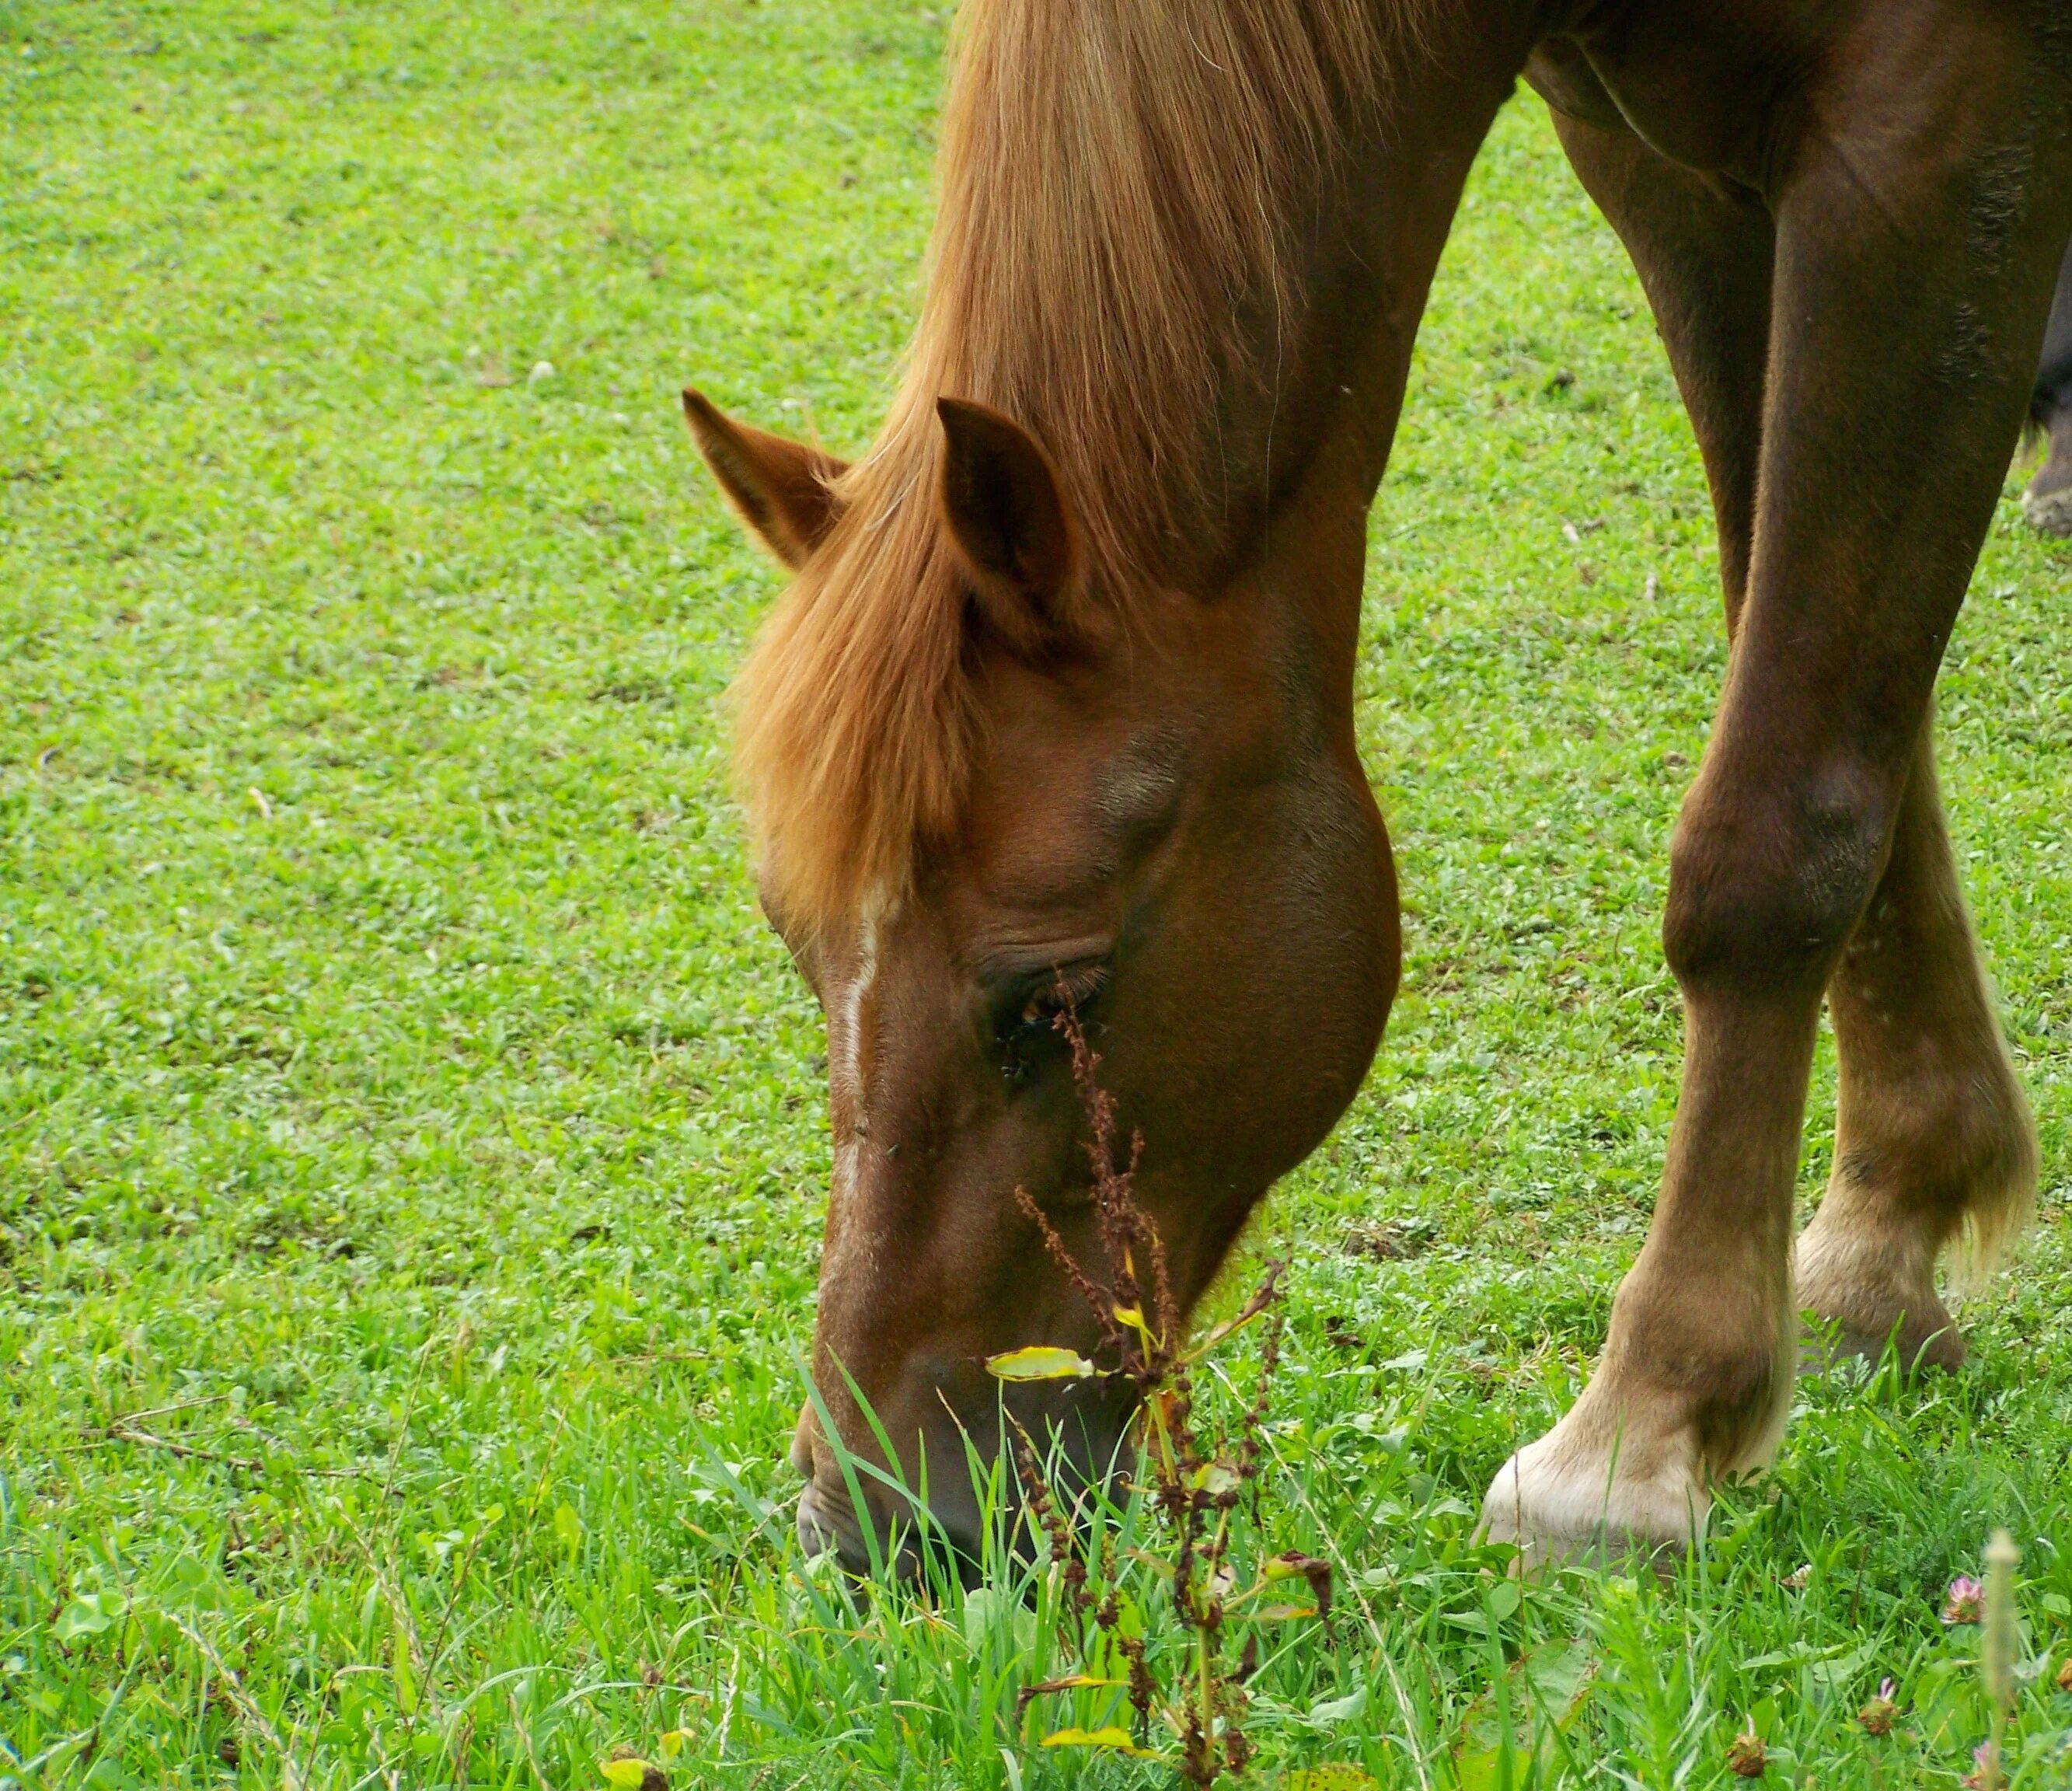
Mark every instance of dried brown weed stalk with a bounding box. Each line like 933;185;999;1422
988;990;1331;1786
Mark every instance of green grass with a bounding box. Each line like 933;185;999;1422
5;2;2072;1786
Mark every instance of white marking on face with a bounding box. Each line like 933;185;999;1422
828;902;884;1217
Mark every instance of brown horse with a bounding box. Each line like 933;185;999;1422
685;0;2072;1572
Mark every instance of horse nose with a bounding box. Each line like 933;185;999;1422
794;1460;990;1583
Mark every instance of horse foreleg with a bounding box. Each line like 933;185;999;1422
1487;23;2072;1566
1547;79;2040;1384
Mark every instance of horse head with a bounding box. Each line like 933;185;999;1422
688;386;1399;1570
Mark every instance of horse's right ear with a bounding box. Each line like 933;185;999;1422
682;389;847;569
935;396;1083;647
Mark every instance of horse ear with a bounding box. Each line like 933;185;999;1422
683;388;847;568
935;397;1083;636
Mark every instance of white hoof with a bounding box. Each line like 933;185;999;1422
1479;1402;1707;1573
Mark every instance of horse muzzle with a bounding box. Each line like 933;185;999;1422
787;1380;1136;1579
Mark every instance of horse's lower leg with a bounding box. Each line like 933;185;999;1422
1487;31;2072;1562
1547;87;2039;1385
1797;728;2037;1370
2024;233;2072;534
1484;100;1799;1562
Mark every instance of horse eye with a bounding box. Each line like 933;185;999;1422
995;962;1109;1076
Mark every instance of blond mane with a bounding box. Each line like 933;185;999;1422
733;0;1414;930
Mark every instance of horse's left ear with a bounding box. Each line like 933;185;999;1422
683;388;847;568
935;396;1083;640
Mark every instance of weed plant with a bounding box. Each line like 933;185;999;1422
989;997;1323;1784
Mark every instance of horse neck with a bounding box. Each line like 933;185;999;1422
1181;23;1529;682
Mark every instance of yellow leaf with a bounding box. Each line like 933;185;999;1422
656;1730;689;1761
1023;1674;1127;1695
599;1760;654;1789
985;1346;1097;1381
1286;1768;1381;1791
1041;1726;1157;1757
1251;1601;1320;1621
1118;1302;1163;1349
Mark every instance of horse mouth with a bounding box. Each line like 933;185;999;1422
791;1385;1138;1582
794;1472;988;1585
794;1473;879;1569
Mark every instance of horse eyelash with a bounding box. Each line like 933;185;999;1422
1003;964;1109;1044
1034;962;1109;1016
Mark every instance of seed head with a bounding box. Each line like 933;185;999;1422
1981;1532;2019;1716
1725;1726;1766;1778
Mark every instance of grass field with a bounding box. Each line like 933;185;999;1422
6;3;2072;1786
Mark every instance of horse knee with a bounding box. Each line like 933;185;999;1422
1662;777;1889;996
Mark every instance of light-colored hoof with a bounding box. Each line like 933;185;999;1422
1478;1408;1707;1575
2021;481;2072;536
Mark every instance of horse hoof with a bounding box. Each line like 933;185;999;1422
2021;480;2072;536
1795;1217;1969;1377
1478;1407;1705;1576
1798;1314;1966;1377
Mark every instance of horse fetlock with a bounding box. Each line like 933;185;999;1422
2024;479;2072;535
1844;1065;2030;1211
1948;1086;2041;1295
2025;410;2072;534
1481;1322;1791;1569
1801;1075;2036;1370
